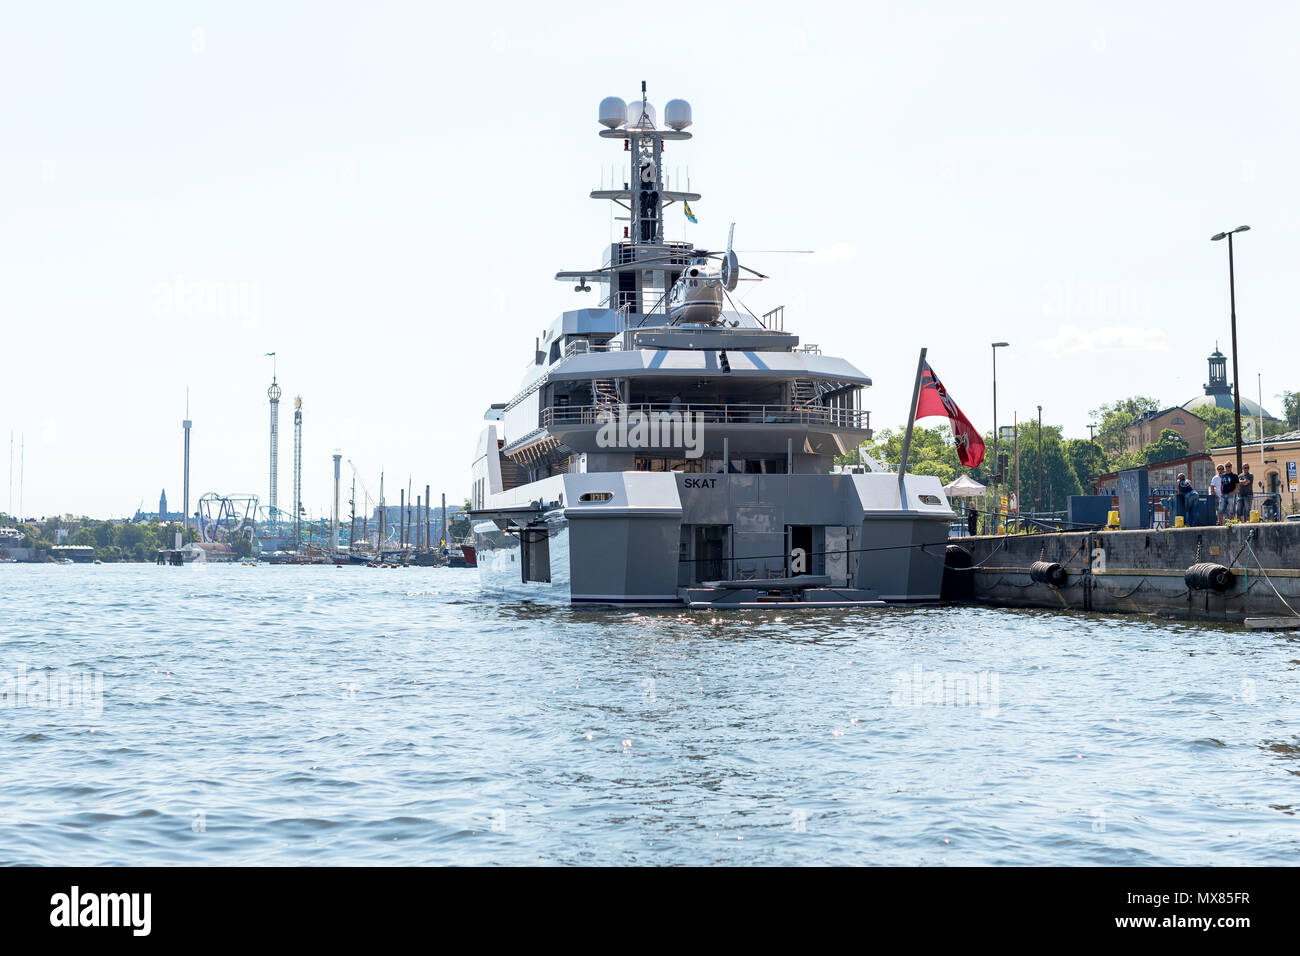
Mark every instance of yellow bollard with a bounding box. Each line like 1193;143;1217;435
1249;509;1260;523
1107;510;1121;529
1174;516;1185;528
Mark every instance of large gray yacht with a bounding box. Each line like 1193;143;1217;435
470;86;954;607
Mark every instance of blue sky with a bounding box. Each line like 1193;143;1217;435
3;1;1297;518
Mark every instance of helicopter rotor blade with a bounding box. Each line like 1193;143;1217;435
681;249;768;278
694;250;767;279
721;223;740;291
555;253;689;280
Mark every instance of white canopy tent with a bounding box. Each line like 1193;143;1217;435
942;474;987;498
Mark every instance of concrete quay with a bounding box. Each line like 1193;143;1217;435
949;522;1300;625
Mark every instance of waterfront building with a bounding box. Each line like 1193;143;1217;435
131;488;187;523
1123;407;1207;456
1209;427;1300;507
50;545;95;563
1096;453;1216;497
1122;348;1285;457
1181;347;1280;429
0;526;36;561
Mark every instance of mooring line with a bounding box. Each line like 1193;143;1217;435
1246;536;1300;621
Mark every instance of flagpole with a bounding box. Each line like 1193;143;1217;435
898;347;928;507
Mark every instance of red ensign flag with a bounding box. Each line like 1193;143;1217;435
914;362;986;468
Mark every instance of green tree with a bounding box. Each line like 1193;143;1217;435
861;425;965;484
449;500;473;541
1111;449;1148;472
85;520;116;548
1142;428;1189;465
1202;405;1292;451
1279;390;1300;429
851;421;1086;512
70;528;96;548
1089;396;1161;460
114;522;152;553
1062;437;1104;492
1014;427;1083;512
1198;406;1236;450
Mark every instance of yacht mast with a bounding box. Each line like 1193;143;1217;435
560;83;698;317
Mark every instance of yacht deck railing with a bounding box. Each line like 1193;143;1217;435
541;402;870;430
564;339;625;358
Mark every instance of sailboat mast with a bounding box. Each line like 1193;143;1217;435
349;473;356;551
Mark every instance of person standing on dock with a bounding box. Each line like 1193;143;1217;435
1219;463;1238;524
967;503;979;536
1237;463;1255;519
1210;464;1225;524
1176;473;1197;524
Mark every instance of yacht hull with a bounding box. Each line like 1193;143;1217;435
473;470;952;607
475;516;572;602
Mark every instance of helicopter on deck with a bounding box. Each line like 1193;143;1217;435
662;224;749;324
556;223;782;326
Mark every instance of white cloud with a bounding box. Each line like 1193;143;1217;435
1033;324;1168;360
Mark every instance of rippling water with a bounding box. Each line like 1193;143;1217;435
1;563;1297;865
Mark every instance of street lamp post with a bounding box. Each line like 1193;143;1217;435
1211;225;1250;472
1014;412;1020;534
1037;405;1043;514
1088;423;1098;493
991;342;1009;531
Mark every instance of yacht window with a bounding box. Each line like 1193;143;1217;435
578;492;613;503
635;457;707;473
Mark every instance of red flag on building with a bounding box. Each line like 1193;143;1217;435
914;362;986;468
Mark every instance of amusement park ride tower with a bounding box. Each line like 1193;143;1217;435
267;359;281;527
182;409;192;539
293;396;303;549
332;452;342;555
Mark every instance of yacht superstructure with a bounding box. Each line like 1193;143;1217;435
470;86;953;607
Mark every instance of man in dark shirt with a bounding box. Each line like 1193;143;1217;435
1176;473;1197;524
967;504;979;536
1237;465;1255;519
1220;464;1238;522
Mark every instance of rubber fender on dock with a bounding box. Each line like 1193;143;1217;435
1185;562;1234;592
942;545;974;601
1028;560;1068;587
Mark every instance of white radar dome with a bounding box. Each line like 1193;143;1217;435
598;96;627;129
626;97;657;129
664;99;692;130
